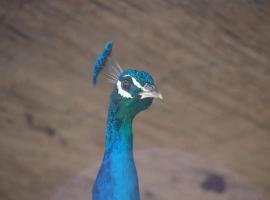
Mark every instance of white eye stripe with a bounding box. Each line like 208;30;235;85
123;75;145;90
117;75;148;98
131;77;144;90
117;80;132;98
131;77;151;92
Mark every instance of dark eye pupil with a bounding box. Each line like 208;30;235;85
121;78;132;90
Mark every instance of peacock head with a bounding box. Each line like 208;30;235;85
92;41;162;119
113;69;162;118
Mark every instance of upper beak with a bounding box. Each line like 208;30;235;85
139;84;163;99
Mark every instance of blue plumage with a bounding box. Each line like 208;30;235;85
92;41;113;86
121;69;155;85
91;41;162;200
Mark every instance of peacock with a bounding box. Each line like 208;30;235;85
91;41;162;200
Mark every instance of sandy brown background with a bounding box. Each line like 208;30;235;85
0;0;270;200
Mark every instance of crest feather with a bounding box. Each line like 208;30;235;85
92;41;123;86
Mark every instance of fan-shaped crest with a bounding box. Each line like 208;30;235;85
92;41;123;86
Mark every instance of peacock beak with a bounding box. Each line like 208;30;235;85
139;84;163;100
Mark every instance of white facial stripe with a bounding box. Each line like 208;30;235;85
123;75;145;89
117;80;132;98
117;75;152;98
131;77;144;90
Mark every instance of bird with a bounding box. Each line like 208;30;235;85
91;41;162;200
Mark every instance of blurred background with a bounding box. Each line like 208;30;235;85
0;0;270;200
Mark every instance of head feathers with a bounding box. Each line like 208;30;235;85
92;41;123;86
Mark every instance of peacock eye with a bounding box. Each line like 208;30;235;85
121;77;133;90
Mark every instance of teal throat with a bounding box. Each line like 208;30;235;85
92;90;152;200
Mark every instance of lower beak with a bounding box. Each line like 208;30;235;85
139;85;163;99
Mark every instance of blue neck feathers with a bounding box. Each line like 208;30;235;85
92;91;140;200
104;100;133;155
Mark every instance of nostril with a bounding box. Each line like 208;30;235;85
143;83;155;91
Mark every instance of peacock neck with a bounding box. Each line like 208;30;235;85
104;97;134;157
92;93;141;200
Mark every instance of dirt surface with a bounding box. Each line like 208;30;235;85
0;1;270;200
51;149;265;200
